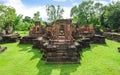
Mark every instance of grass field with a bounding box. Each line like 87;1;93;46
15;31;29;37
0;31;120;75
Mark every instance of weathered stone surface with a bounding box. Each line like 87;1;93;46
5;25;13;34
19;36;36;44
20;21;45;44
0;25;21;43
41;19;81;64
32;37;44;49
20;20;107;64
103;32;120;42
0;46;7;52
0;33;20;43
89;35;106;44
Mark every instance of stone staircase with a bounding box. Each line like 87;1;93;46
44;44;80;64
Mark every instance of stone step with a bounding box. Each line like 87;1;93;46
46;52;78;56
45;61;80;64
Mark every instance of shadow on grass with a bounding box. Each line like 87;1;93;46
17;44;41;60
36;60;79;75
17;41;112;75
17;44;80;75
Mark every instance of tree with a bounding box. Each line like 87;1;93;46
107;1;120;29
33;11;42;22
70;1;105;28
0;5;17;28
70;6;79;22
92;2;104;26
14;14;23;30
100;1;120;29
71;1;95;25
23;16;33;23
46;5;64;21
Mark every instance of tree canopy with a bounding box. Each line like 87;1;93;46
70;0;120;30
0;5;16;28
46;5;64;21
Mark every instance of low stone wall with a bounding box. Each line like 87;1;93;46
0;33;20;43
19;36;36;44
103;32;120;42
90;35;106;44
32;37;44;49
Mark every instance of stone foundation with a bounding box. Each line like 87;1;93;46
19;36;36;44
103;32;120;42
89;35;106;44
32;37;45;49
42;44;80;64
0;33;20;43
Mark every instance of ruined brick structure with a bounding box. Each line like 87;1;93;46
20;21;45;44
73;24;106;44
29;21;45;37
42;19;80;64
20;19;106;64
0;25;20;43
103;32;120;42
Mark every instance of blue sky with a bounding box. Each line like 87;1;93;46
0;0;116;21
21;0;82;7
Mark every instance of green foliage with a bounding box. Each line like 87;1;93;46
0;5;44;31
70;0;120;30
46;5;64;21
23;16;33;23
104;1;120;29
15;21;33;31
0;5;16;28
33;11;42;22
70;1;104;26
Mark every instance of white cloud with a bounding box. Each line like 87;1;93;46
1;0;71;21
72;2;79;6
95;0;109;5
53;0;67;2
70;0;75;2
1;0;47;20
111;0;119;2
63;7;71;19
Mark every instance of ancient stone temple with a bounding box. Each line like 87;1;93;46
0;25;20;43
20;21;45;44
19;19;106;64
73;24;106;44
29;21;45;37
42;19;80;64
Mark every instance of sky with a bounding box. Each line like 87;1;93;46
0;0;118;21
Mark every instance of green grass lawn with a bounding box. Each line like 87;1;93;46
15;31;29;37
0;32;120;75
